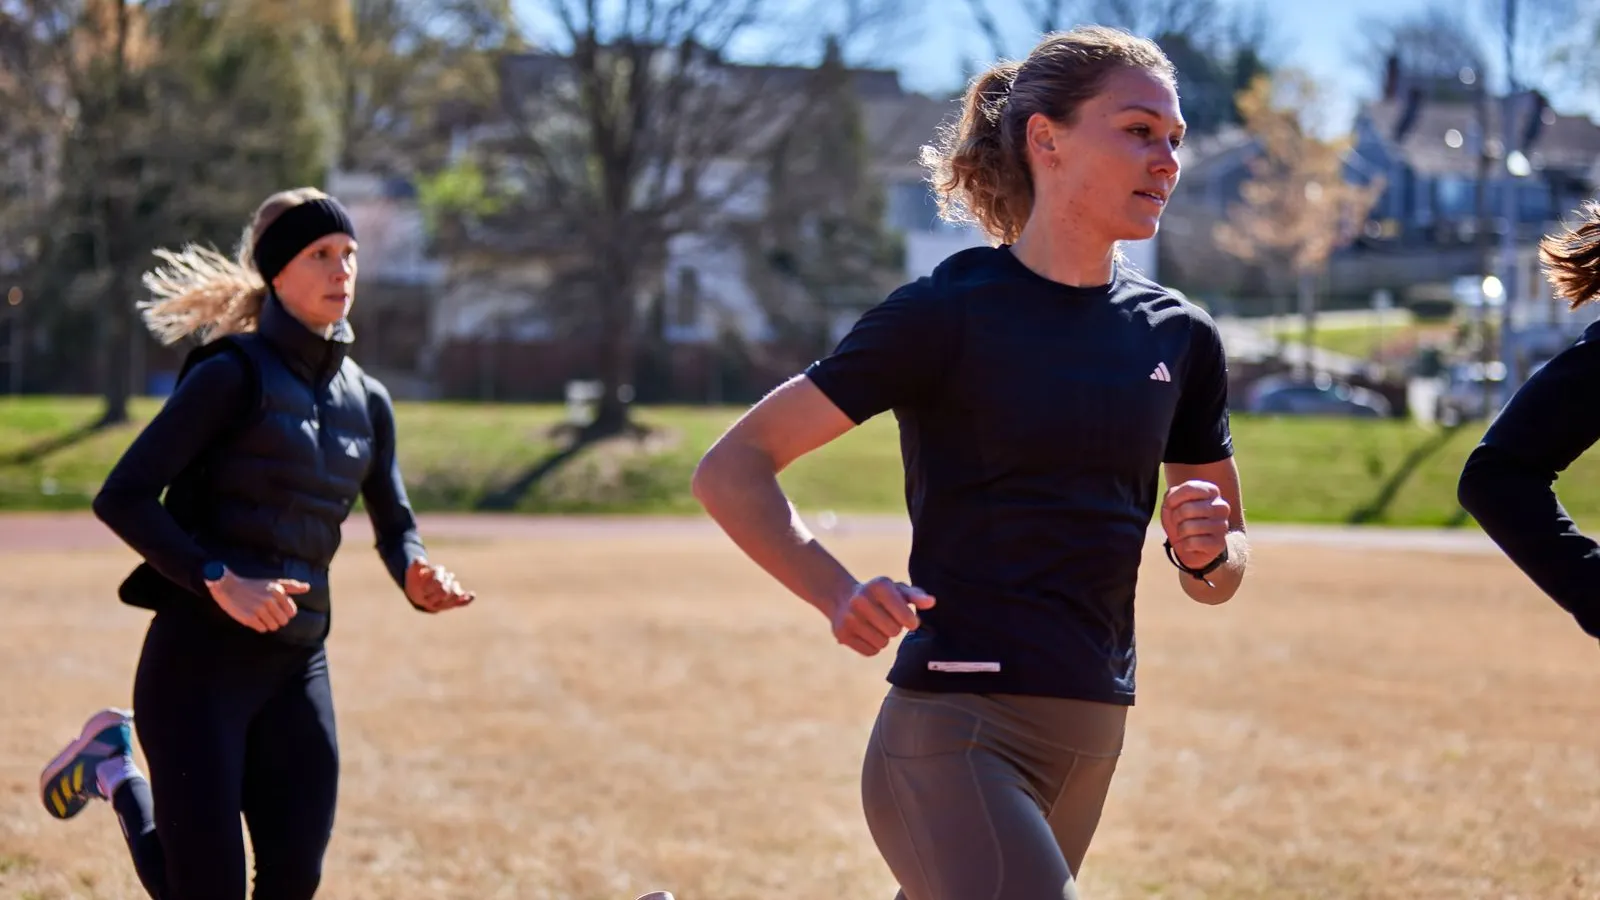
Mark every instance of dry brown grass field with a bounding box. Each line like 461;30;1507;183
2;514;1598;900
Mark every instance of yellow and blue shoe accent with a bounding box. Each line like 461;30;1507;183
39;708;134;820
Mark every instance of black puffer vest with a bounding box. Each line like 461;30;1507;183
140;293;375;628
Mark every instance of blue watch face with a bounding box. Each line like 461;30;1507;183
203;561;226;582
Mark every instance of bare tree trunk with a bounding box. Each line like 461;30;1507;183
588;253;640;438
7;301;23;395
100;266;134;426
98;0;134;426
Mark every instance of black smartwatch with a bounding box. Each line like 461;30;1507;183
202;560;227;584
1163;540;1228;587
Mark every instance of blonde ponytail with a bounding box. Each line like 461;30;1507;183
138;232;266;346
137;186;329;345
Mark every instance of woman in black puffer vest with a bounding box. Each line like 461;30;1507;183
37;188;476;900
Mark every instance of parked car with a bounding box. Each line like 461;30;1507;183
1433;361;1507;426
1246;373;1393;418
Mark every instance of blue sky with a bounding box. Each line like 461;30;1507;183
892;0;1438;120
886;0;1597;124
513;0;1599;127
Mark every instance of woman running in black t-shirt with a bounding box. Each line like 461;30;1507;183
692;25;1251;900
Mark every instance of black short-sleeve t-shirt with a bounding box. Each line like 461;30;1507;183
804;245;1233;705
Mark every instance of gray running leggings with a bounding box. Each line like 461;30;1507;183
861;686;1127;900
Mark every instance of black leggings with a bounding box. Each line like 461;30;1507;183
118;610;339;900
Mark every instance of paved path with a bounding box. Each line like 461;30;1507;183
0;511;1499;556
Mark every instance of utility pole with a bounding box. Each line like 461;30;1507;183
1495;0;1521;407
1470;65;1495;418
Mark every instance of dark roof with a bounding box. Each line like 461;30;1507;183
495;47;947;171
861;92;961;169
1360;92;1600;177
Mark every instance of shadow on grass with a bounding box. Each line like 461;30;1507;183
474;418;654;512
0;420;109;467
1347;423;1464;525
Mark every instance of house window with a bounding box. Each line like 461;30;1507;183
1436;177;1474;217
887;180;944;233
1517;183;1549;222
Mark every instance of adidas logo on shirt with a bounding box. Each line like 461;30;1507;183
1149;362;1171;383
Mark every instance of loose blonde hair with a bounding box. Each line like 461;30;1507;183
920;26;1176;246
1540;200;1600;310
139;187;329;345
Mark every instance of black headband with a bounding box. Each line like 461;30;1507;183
251;197;357;284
